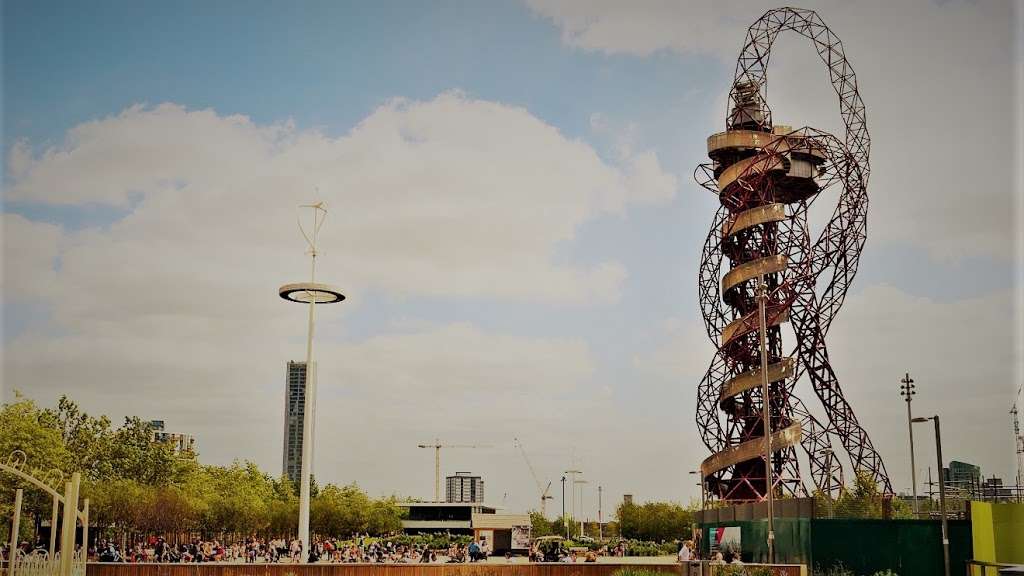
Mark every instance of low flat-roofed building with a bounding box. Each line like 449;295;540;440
397;502;530;554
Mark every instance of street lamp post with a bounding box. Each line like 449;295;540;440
564;469;581;537
279;202;345;563
913;415;949;576
561;476;568;539
689;470;705;513
756;276;775;563
575;479;589;537
900;373;919;515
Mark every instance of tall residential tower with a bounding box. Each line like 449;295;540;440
282;360;315;483
446;472;485;503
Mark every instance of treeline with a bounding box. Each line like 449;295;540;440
616;500;694;542
528;502;696;544
1;394;404;543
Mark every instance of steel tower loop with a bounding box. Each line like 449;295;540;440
694;7;892;503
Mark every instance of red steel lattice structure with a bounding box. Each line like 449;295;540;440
695;7;893;502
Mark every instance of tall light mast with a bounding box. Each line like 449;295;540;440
279;202;345;562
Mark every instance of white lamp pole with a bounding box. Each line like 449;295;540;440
279;202;344;563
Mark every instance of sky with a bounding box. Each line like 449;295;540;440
2;0;1022;516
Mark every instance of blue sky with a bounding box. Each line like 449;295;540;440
3;1;714;157
2;0;1019;510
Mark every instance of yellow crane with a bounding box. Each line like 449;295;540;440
417;439;490;502
514;438;553;516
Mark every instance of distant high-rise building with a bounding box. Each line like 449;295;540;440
623;494;633;506
283;361;316;484
943;460;981;489
979;477;1015;501
446;472;484;503
149;420;196;455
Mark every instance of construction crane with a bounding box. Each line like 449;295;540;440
417;439;490;502
514;438;553;516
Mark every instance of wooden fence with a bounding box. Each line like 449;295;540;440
86;563;684;576
16;562;809;576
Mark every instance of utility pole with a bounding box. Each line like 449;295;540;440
756;276;775;563
598;486;603;540
900;373;919;515
914;415;949;576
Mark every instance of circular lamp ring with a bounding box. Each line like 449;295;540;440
278;282;345;304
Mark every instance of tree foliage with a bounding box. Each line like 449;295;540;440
616;500;693;542
0;393;405;542
812;471;893;519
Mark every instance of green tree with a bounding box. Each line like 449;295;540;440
529;511;554;537
310;484;403;538
616;500;692;542
832;471;886;518
41;395;115;481
549;515;577;538
2;392;411;542
107;417;177;485
0;393;72;536
84;478;148;541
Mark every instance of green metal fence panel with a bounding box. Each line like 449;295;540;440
700;519;811;563
809;518;971;576
700;518;971;575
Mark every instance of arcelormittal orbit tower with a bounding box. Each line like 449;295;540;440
695;7;892;503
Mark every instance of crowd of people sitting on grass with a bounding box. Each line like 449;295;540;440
81;535;517;564
5;536;711;565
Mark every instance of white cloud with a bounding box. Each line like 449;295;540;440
633;317;712;383
1;213;62;303
2;313;603;500
525;0;747;58
325;322;594;401
1;92;681;508
827;285;1018;490
529;0;1016;261
5;93;676;307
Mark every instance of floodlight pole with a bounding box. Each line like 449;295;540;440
900;372;919;515
756;276;775;563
